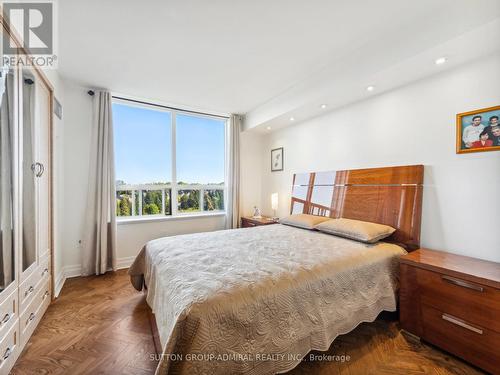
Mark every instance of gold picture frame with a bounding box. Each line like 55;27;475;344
456;105;500;154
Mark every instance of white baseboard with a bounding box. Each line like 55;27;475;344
116;256;136;270
55;256;135;297
64;264;83;278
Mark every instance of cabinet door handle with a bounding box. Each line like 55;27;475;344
3;347;11;360
37;162;45;177
442;313;483;334
24;285;34;297
43;291;49;299
1;313;10;324
441;275;484;292
33;162;44;177
41;268;49;277
31;162;42;177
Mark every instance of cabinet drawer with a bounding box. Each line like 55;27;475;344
19;254;51;315
0;291;17;341
421;304;499;374
0;318;20;374
39;253;50;281
416;267;500;333
19;269;40;314
20;279;50;348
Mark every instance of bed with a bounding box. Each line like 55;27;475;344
129;164;424;375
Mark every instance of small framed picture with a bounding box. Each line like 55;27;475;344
271;147;284;172
456;105;500;154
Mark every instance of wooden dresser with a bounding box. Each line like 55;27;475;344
400;248;500;374
241;216;278;228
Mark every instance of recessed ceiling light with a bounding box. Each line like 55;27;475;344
290;117;295;121
320;104;327;109
435;57;447;65
266;126;271;130
366;85;375;92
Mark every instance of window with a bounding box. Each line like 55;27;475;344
113;100;226;220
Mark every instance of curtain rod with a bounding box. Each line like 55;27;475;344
87;90;230;120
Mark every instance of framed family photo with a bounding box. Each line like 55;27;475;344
271;147;284;172
456;105;500;154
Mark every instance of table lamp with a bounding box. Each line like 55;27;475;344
271;193;279;221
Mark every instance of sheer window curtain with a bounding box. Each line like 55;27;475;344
82;91;117;275
226;114;242;229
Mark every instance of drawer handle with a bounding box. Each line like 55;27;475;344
1;313;10;324
41;268;49;277
25;285;34;297
27;312;36;325
3;347;11;360
441;275;484;292
442;313;483;335
43;291;49;299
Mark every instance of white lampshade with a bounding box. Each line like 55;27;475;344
271;193;279;211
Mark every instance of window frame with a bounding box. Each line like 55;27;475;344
112;97;228;222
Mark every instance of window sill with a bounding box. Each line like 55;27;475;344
116;211;226;225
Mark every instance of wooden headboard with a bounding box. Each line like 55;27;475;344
290;165;424;250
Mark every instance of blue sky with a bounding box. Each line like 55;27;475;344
113;103;225;185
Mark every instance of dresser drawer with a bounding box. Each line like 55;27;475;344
19;254;51;315
416;267;500;333
241;219;256;228
19;269;39;314
0;290;19;344
39;253;50;281
20;278;51;348
0;291;17;341
0;317;20;374
421;304;500;374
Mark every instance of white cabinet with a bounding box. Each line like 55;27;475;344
0;26;53;375
19;68;51;282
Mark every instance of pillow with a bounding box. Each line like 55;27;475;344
314;218;396;243
279;214;331;230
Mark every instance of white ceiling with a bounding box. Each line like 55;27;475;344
58;0;500;127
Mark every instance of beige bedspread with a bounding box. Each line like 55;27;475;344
128;224;406;375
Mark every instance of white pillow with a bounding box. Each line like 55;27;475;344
314;218;396;243
279;214;331;230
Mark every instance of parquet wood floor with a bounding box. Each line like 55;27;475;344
11;270;485;375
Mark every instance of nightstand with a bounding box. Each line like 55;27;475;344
241;216;278;228
400;248;500;374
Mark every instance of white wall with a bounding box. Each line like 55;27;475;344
240;130;264;217
59;79;93;272
254;55;500;262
